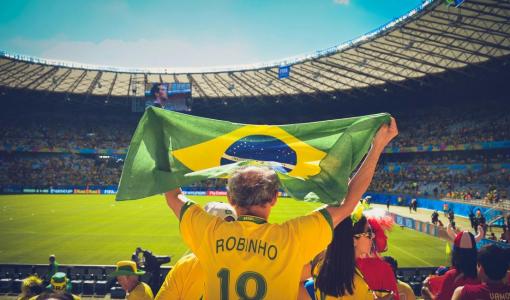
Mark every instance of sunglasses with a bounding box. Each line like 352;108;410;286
354;228;375;239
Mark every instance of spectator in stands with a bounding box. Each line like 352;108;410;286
163;118;397;299
47;255;58;283
451;244;510;299
301;210;397;299
421;231;481;300
356;215;399;298
382;256;416;300
155;202;237;300
150;83;168;108
44;273;79;300
309;215;384;299
17;275;43;300
34;293;76;300
111;261;153;300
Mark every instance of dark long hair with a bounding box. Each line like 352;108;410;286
451;232;477;279
314;215;367;297
451;247;478;278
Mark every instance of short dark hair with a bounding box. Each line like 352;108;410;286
150;83;161;98
382;256;398;278
478;244;508;281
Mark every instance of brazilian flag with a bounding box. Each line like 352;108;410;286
116;107;390;204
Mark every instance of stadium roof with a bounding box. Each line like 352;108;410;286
0;0;509;99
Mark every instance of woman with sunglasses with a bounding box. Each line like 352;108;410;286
307;214;393;299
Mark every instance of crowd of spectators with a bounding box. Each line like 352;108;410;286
369;152;510;200
0;114;137;150
1;152;509;203
390;106;510;148
0;154;122;187
0;108;509;200
1;105;509;152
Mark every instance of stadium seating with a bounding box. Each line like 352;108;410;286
0;263;437;297
110;285;126;299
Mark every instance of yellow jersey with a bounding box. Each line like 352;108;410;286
128;282;153;300
397;280;415;300
155;253;203;300
314;268;373;300
180;202;333;300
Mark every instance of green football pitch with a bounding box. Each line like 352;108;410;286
0;194;449;267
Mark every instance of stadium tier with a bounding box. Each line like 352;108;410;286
1;95;509;202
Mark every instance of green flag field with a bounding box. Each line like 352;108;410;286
0;194;448;267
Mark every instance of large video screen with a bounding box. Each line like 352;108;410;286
144;82;192;112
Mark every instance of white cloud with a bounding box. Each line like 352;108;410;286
334;0;350;5
2;36;263;70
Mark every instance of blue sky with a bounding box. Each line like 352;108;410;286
0;0;424;69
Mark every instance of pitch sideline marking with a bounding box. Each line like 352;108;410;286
389;243;435;266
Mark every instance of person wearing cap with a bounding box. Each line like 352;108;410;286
155;202;237;300
451;244;510;300
43;272;79;300
164;119;398;299
111;261;153;300
421;230;482;300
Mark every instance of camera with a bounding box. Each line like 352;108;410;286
132;247;171;294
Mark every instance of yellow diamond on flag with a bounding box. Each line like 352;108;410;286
171;125;327;179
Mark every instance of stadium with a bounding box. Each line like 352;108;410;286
1;0;509;299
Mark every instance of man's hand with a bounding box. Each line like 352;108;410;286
165;188;187;218
373;117;398;152
326;117;398;226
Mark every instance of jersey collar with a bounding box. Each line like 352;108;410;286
237;215;267;224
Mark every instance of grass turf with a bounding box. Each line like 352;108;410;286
0;194;448;267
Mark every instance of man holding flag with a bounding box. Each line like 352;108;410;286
162;117;397;299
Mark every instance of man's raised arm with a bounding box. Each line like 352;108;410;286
326;117;398;227
165;188;188;218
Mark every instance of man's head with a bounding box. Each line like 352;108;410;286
47;272;68;293
49;255;55;263
110;260;145;292
116;275;140;292
150;83;168;101
227;166;279;209
477;244;509;282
